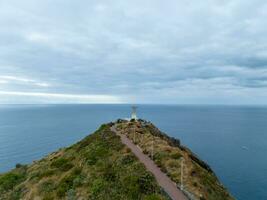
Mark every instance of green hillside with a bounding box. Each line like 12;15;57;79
0;124;168;200
0;120;234;200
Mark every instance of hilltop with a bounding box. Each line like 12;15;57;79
0;119;234;200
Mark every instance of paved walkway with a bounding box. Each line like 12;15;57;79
110;126;187;200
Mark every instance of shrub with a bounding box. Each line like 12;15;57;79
155;160;162;168
51;158;73;171
72;167;82;176
38;180;55;194
122;175;140;199
66;189;76;200
57;185;67;197
30;169;56;181
166;160;179;168
154;152;168;162
91;178;105;194
71;167;84;187
138;173;157;194
119;154;135;165
15;163;23;168
9;186;25;200
29;171;39;181
160;166;168;173
170;152;181;159
144;194;164;200
85;145;110;166
143;149;149;154
43;193;54;200
73;176;84;188
0;172;25;191
56;168;81;197
39;169;56;178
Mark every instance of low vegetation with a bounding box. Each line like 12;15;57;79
0;120;234;200
116;119;234;200
0;124;168;200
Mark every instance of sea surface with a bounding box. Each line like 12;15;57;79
0;104;266;200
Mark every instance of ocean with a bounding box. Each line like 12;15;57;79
0;104;266;200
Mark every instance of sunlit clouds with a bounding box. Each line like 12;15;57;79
0;91;122;104
0;75;50;87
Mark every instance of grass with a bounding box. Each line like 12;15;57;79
0;173;25;191
0;165;27;192
116;120;235;200
50;158;74;171
0;123;168;200
0;120;234;200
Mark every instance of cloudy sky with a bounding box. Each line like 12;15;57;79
1;0;267;104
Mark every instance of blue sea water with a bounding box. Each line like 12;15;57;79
0;104;266;200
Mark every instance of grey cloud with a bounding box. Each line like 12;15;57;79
0;0;267;104
227;57;267;69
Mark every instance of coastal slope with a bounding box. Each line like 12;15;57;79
0;119;234;200
0;124;168;200
114;119;234;200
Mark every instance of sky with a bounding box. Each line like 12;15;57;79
0;0;267;104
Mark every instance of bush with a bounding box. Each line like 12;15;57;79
66;189;76;200
170;152;181;159
51;158;73;171
56;168;81;197
0;172;25;191
122;175;140;199
138;173;157;194
9;186;24;200
119;154;135;165
38;180;55;194
39;169;56;178
160;166;168;173
167;160;179;168
15;163;23;169
86;147;108;165
43;193;54;200
154;152;168;162
73;176;84;188
143;149;149;154
144;194;164;200
90;178;107;196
